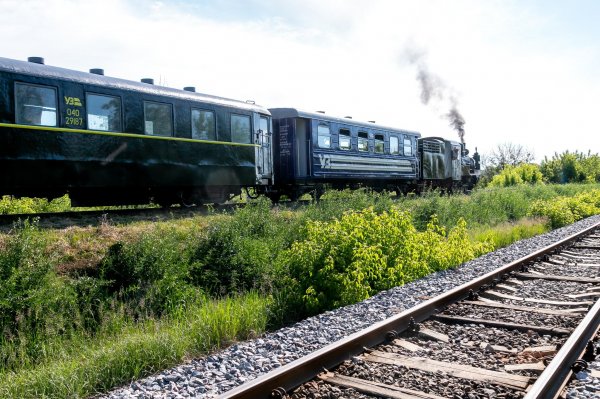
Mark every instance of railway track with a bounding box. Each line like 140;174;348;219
218;222;600;399
0;199;314;229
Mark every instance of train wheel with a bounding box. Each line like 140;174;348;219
179;192;196;208
266;193;281;203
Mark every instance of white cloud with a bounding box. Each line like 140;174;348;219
0;0;598;160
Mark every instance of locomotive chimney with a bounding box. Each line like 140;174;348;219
89;68;104;75
183;86;196;92
141;78;154;85
27;56;45;65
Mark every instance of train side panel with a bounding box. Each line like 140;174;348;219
0;57;271;206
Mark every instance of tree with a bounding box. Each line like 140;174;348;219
478;143;535;187
487;143;535;169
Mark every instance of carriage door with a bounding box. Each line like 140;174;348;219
255;115;273;182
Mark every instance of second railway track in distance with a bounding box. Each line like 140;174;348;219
219;222;600;399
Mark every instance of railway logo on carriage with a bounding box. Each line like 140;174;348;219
318;153;331;169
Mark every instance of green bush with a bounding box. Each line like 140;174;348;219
0;220;80;370
528;189;600;228
540;151;600;184
188;198;289;296
488;164;543;187
279;207;492;314
0;195;71;215
100;225;199;316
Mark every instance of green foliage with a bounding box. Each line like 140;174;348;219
528;189;600;228
540;150;600;184
3;184;600;397
280;207;491;314
469;219;549;249
0;195;71;215
0;220;80;370
488;164;543;187
0;292;270;399
188;197;291;296
100;225;199;315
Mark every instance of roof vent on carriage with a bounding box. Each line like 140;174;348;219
344;116;352;119
246;100;255;104
316;110;325;113
89;68;104;75
368;120;376;123
141;78;154;84
27;57;44;65
183;86;196;92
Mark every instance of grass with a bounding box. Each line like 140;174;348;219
469;217;550;249
1;183;600;398
0;292;269;398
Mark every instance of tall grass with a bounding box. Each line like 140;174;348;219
0;293;269;398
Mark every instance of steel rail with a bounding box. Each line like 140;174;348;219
524;296;600;399
218;220;600;399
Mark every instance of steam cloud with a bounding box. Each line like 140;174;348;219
403;47;466;144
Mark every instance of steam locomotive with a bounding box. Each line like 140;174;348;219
0;56;480;206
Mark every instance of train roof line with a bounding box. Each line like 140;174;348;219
0;57;269;114
268;108;421;136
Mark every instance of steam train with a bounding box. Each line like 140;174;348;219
0;56;480;207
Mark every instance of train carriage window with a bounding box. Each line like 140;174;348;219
403;137;413;156
231;114;251;143
317;124;331;148
192;109;216;140
339;129;351;150
15;83;57;126
358;132;368;152
144;102;173;136
374;134;384;154
390;136;399;155
86;93;122;132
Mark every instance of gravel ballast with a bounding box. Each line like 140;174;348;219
104;215;600;399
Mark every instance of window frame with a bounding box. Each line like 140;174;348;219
230;113;252;144
14;82;58;127
143;100;174;137
390;135;400;155
317;123;331;149
338;128;351;150
403;136;413;156
191;108;217;141
85;92;123;132
374;133;385;154
358;131;369;152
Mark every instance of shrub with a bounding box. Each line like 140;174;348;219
279;207;491;314
528;189;600;228
488;164;543;187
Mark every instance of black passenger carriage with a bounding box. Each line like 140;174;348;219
0;57;273;206
265;108;421;200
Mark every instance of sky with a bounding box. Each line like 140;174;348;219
1;0;598;162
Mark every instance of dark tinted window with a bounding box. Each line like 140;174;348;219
144;102;173;136
339;129;351;150
231;114;251;143
15;83;57;126
87;93;122;132
192;109;216;140
358;132;368;152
